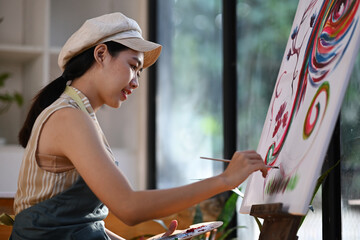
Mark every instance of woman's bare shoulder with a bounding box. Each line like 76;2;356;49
38;107;98;157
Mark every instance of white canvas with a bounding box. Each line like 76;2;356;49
240;0;360;215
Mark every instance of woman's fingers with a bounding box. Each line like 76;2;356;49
232;150;262;160
162;220;178;237
248;160;268;178
221;150;268;189
243;152;268;178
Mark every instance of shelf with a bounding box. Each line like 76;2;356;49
0;0;149;190
0;44;43;64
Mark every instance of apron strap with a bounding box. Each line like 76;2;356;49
64;86;88;113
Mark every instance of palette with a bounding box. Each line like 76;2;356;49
148;221;223;240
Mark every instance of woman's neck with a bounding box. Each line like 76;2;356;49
70;72;103;112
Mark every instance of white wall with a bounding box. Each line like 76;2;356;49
0;0;150;196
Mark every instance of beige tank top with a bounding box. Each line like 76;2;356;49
14;87;117;214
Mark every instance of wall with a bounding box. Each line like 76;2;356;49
0;0;150;197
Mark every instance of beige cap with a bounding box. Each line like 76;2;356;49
58;12;162;70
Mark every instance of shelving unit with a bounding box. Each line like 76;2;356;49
0;0;150;191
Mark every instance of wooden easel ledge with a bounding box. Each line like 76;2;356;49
250;203;303;240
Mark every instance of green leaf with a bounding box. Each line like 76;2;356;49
0;72;24;114
193;204;203;224
0;73;10;87
0;213;14;226
14;92;24;106
217;226;246;240
0;103;10;114
192;205;205;240
253;216;263;231
217;192;239;233
299;159;341;227
0;93;12;102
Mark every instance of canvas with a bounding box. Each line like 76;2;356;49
240;0;360;215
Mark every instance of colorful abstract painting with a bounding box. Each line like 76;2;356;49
240;0;360;215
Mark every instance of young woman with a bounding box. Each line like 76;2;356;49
10;12;267;240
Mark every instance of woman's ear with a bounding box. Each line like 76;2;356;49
93;44;108;65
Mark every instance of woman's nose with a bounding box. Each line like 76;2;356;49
130;78;139;89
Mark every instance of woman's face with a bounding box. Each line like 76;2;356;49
98;48;144;108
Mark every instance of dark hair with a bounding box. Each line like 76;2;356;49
18;41;128;148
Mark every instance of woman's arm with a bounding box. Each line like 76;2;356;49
48;108;267;226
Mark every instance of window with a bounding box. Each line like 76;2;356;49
341;56;360;239
155;0;223;188
151;0;359;239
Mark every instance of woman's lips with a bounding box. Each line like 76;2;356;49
121;90;128;100
121;89;132;100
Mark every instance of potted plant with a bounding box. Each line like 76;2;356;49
0;73;23;114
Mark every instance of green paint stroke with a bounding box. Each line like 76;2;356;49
265;173;299;195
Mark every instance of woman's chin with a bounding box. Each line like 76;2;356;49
115;101;124;108
106;100;123;109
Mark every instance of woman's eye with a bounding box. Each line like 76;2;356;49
130;64;141;78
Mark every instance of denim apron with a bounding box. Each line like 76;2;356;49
10;86;111;240
10;177;110;240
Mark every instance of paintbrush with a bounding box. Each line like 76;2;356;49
200;156;279;169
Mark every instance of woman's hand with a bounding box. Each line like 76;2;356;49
146;220;179;239
220;150;268;190
161;220;178;237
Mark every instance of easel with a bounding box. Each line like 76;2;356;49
250;203;302;240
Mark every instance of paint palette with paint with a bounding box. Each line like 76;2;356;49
148;221;223;240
